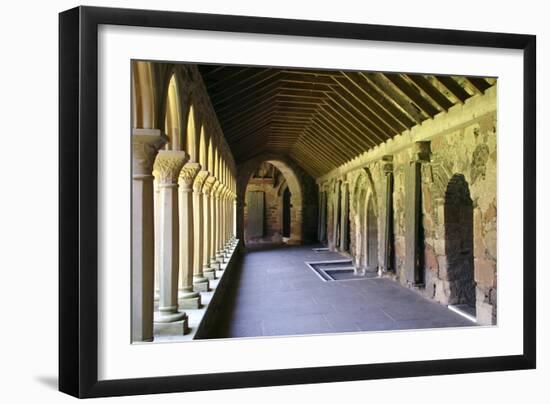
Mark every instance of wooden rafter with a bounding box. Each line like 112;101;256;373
197;64;494;177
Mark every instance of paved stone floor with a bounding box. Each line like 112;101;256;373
209;244;476;338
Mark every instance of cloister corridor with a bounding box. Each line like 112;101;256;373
207;245;473;339
131;61;497;343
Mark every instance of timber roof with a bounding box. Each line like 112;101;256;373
197;64;495;178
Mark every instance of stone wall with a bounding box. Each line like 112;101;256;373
318;87;497;325
237;153;318;246
243;178;285;243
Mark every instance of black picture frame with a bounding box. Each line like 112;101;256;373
59;5;536;398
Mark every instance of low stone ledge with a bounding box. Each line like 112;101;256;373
194;240;242;339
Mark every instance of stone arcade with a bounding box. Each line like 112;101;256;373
131;61;497;342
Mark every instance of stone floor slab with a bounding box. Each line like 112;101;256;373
207;244;477;339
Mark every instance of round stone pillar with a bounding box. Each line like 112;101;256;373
202;176;217;279
131;130;167;342
153;150;189;334
177;162;202;309
192;170;210;292
209;180;221;272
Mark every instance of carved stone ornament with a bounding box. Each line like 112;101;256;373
132;132;168;176
412;141;432;163
178;162;201;188
192;170;210;193
211;180;221;198
202;176;217;195
382;155;394;175
153;150;188;184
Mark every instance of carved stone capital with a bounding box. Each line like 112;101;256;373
382;155;394;175
153;150;188;185
412;141;431;163
202;176;217;196
178;162;201;189
212;180;222;198
132;130;168;177
193;170;210;193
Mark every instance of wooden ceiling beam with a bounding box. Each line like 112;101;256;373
332;75;405;134
289;146;325;177
216;86;279;116
383;73;440;118
325;88;396;141
279;81;333;92
301;125;351;163
405;74;454;111
361;72;427;125
317;103;380;149
465;77;492;94
275;95;325;104
309;119;360;160
280;72;337;85
294;133;343;171
207;67;272;92
342;71;415;129
278;88;329;98
212;75;281;108
434;76;470;104
319;101;380;148
221;104;277;133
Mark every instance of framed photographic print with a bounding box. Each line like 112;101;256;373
59;5;536;398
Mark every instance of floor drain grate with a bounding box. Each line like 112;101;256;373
306;259;378;282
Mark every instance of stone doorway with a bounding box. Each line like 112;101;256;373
445;174;476;309
367;196;378;271
282;187;291;238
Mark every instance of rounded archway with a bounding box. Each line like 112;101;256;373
236;154;308;247
241;160;303;245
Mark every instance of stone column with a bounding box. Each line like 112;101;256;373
404;141;431;286
330;186;340;251
215;185;225;264
210;180;221;272
131;129;167;342
202;176;217;279
225;190;231;247
233;198;238;243
192;170;210;292
153;150;189;333
177;162;201;309
339;183;349;251
381;155;394;273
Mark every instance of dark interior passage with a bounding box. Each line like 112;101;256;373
282;187;291;238
445;174;475;308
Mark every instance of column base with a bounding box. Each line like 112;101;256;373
204;269;217;280
193;276;209;292
178;290;202;309
154;316;189;335
154;310;188;323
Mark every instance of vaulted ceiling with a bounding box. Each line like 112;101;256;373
197;65;495;178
